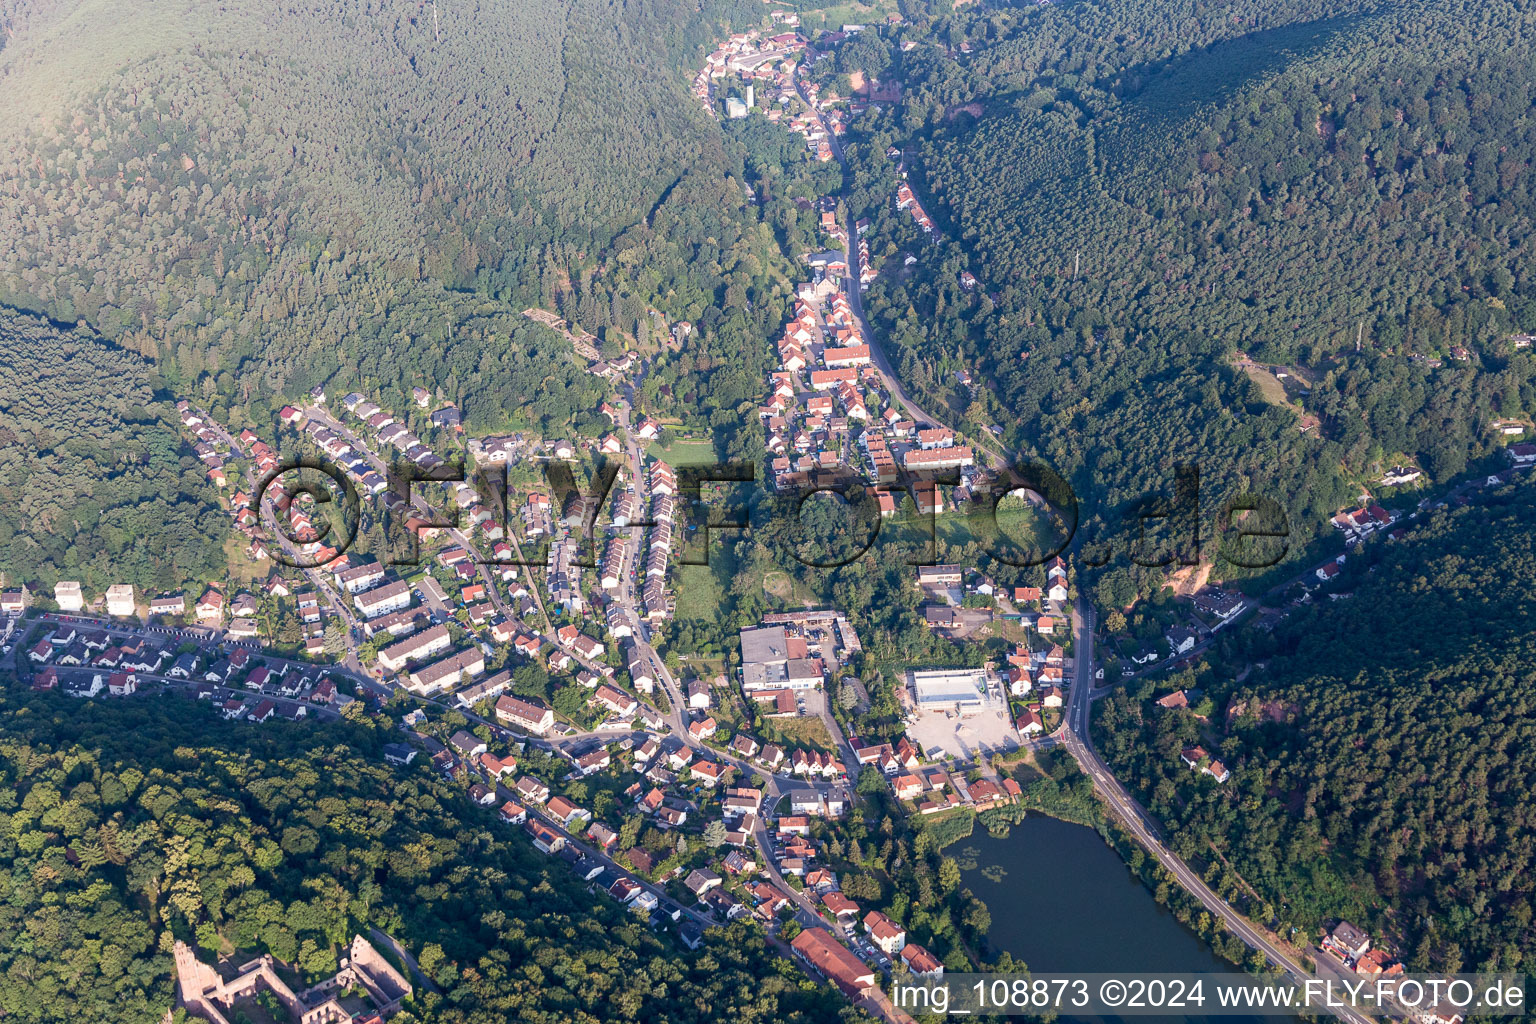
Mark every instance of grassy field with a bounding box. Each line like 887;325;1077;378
646;438;718;467
763;568;820;607
764;570;795;602
674;565;722;621
675;539;738;622
973;617;1031;644
791;0;899;34
871;499;1062;566
223;534;267;586
681;654;727;681
760;714;835;753
1239;363;1291;407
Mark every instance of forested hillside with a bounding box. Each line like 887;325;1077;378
916;0;1536;356
1095;489;1536;973
839;0;1536;595
0;0;806;590
0;688;863;1024
0;0;744;407
0;308;227;596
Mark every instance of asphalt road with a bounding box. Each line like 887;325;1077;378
795;79;1012;471
795;77;946;438
1060;600;1371;1024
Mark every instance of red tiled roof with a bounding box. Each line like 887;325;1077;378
791;928;876;996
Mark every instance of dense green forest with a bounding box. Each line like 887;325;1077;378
831;0;1536;595
921;0;1536;356
0;687;865;1023
0;308;228;595
0;0;822;589
0;0;765;426
1095;490;1536;972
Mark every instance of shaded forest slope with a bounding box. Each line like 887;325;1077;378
0;307;228;595
0;687;861;1024
0;0;727;395
1097;491;1536;972
924;0;1536;358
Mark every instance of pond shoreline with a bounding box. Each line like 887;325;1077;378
956;810;1287;1024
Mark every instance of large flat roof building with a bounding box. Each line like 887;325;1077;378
910;668;988;712
740;624;817;692
740;625;791;665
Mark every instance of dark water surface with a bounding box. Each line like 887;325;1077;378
958;814;1285;1024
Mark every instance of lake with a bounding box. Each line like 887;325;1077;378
957;813;1285;1024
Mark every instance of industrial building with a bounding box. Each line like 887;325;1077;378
909;668;992;713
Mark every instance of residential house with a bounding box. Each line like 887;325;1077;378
592;684;638;717
1323;921;1372;961
1354;950;1403;977
609;877;642;903
105;584;136;617
588;823;620;851
684;868;723;898
576;748;612;775
1180;746;1231;783
196;589;224;622
863;910;906;954
625;847;656;875
496;694;555;735
722;850;756;876
526;820;566;854
479;751;517;780
1166;627;1197;656
382;743;418;766
1016;709;1044;736
691;759;730;787
149;594;186;616
54;581;84;612
546;796;590;828
822;891;860;922
514;776;550;804
901;943;944;978
450;730;487;759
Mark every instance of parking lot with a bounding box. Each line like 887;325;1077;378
905;703;1018;763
